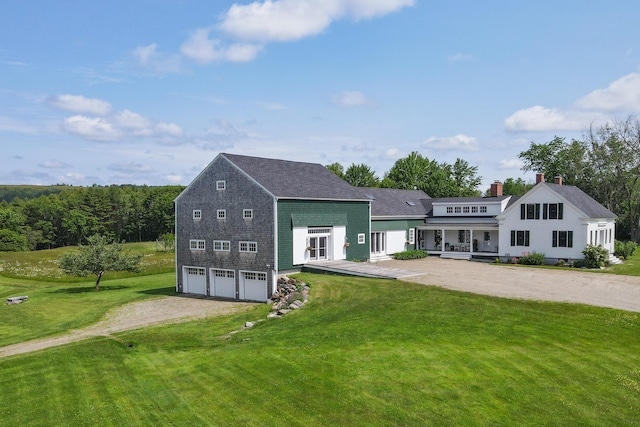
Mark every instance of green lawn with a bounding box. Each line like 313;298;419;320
0;243;176;347
1;269;639;426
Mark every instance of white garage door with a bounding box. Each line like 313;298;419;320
183;266;206;295
210;269;236;299
240;271;267;302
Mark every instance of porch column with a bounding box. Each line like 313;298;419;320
470;228;474;254
441;228;445;251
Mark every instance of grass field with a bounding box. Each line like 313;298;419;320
0;247;639;425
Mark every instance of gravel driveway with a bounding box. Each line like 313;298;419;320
379;257;640;312
0;296;255;358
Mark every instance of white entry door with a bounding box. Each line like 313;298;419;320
309;235;328;261
183;267;206;295
210;269;236;299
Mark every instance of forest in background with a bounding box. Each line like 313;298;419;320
2;116;639;252
0;185;183;251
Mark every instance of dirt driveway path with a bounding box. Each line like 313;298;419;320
0;296;255;359
380;258;640;312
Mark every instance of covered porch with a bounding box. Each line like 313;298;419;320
417;224;499;257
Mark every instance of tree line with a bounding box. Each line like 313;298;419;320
328;117;640;242
2;115;638;253
327;152;483;198
519;116;640;242
0;185;183;251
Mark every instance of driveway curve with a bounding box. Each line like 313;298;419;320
0;296;255;359
379;258;640;313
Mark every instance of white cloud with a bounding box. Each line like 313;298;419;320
180;28;263;64
422;134;479;151
574;73;640;112
62;108;184;143
219;0;414;42
384;147;402;159
63;115;121;142
156;122;184;137
39;160;71;169
503;106;598;132
333;91;371;107
113;110;154;136
498;159;524;170
48;94;112;115
504;73;640;133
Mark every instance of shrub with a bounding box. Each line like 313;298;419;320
518;252;545;265
582;244;610;269
614;240;637;260
393;249;428;260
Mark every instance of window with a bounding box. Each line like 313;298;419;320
213;240;231;251
244;272;266;281
446;206;453;214
214;269;235;279
520;203;540;220
308;227;331;234
484;232;491;241
463;206;470;213
243;209;253;220
216;180;226;191
217;209;226;220
552;231;573;248
190;239;205;250
471;206;478;213
371;232;385;253
544;203;564;220
480;206;487;213
454;206;462;213
408;228;415;244
510;230;530;247
458;230;470;243
193;210;202;220
239;241;257;253
186;267;205;276
358;233;366;244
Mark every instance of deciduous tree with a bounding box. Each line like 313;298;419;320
58;234;143;290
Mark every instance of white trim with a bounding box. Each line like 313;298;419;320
239;241;258;253
213;240;231;251
189;239;205;250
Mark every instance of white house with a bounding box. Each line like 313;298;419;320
496;175;616;262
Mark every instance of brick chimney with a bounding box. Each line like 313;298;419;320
554;176;563;185
490;180;503;197
536;173;545;184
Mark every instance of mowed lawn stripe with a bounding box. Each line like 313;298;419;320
0;272;639;425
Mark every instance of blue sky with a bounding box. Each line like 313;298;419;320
2;0;640;190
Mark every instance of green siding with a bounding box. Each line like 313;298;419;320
277;200;370;270
371;219;423;232
372;219;424;251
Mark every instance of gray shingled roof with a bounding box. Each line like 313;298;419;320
222;153;368;200
543;182;617;218
357;187;430;217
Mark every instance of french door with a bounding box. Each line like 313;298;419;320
309;235;328;261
